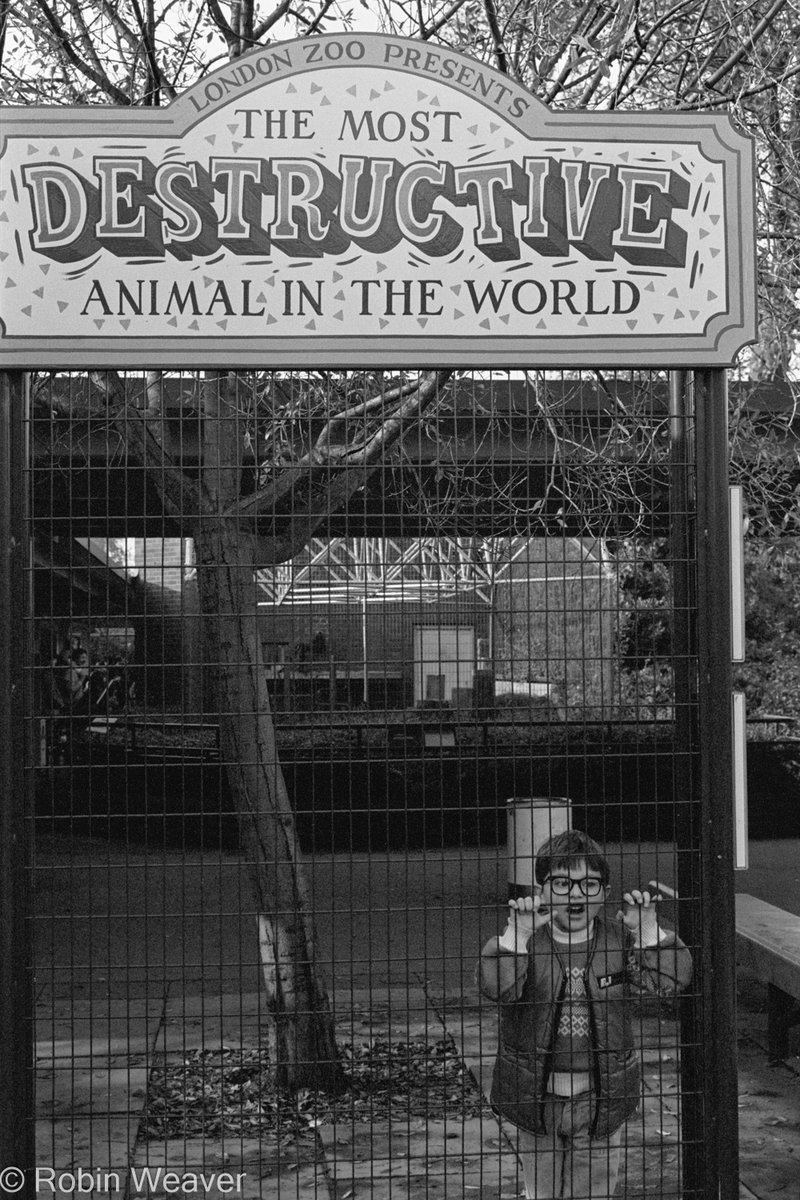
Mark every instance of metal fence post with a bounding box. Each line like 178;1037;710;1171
0;372;35;1193
670;370;705;1199
693;367;738;1200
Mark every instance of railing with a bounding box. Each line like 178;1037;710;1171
79;710;800;763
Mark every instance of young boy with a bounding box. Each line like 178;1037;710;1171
479;829;692;1200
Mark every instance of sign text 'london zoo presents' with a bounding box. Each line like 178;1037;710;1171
0;33;756;367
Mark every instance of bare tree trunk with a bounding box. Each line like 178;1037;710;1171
194;518;343;1092
104;367;449;1092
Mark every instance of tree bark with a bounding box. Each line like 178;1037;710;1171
194;517;343;1092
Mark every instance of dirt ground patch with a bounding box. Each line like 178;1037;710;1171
736;982;800;1196
142;1036;486;1142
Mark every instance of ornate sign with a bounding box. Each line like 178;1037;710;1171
0;33;756;367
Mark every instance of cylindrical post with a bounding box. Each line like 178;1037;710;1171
0;372;35;1192
507;797;572;899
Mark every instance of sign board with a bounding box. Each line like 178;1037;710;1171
0;33;756;367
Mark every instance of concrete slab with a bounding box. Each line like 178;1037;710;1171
130;1136;327;1199
36;1065;149;1118
24;1178;122;1200
35;1116;139;1200
253;1167;331;1199
155;992;267;1055
35;999;163;1184
154;990;437;1056
166;993;267;1019
155;1015;266;1056
442;1008;495;1100
36;1009;164;1059
37;1045;152;1066
320;1117;522;1199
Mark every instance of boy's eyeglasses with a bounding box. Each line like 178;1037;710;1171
547;875;604;897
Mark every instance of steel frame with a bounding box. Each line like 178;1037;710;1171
0;364;738;1199
254;534;609;607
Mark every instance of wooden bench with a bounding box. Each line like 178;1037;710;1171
735;893;800;1060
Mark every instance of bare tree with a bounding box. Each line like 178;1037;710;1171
86;367;450;1090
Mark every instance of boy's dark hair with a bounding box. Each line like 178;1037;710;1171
534;829;611;888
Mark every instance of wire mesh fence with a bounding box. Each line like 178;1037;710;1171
25;367;707;1198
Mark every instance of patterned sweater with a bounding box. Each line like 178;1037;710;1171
549;926;593;1094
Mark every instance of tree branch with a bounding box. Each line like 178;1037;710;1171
32;0;133;103
252;0;294;42
339;370;453;468
537;0;596;82
159;0;208;89
87;370;206;520
419;0;471;40
232;373;450;523
305;0;338;35
676;57;800;109
205;0;238;50
96;0;138;50
670;0;713;102
483;0;509;74
703;0;789;90
128;0;174;102
274;371;453;560
0;0;9;72
65;0;118;91
309;377;427;461
545;7;616;104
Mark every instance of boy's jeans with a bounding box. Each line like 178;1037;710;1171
515;1094;622;1200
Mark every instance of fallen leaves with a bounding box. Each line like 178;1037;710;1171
143;1036;486;1142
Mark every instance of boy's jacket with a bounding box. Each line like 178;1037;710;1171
479;914;693;1138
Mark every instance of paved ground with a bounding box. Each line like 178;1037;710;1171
32;836;800;999
29;837;800;1198
35;983;799;1199
36;986;688;1199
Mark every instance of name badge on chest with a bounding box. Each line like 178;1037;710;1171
597;970;626;989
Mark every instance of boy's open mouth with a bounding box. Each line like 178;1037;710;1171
566;903;586;916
